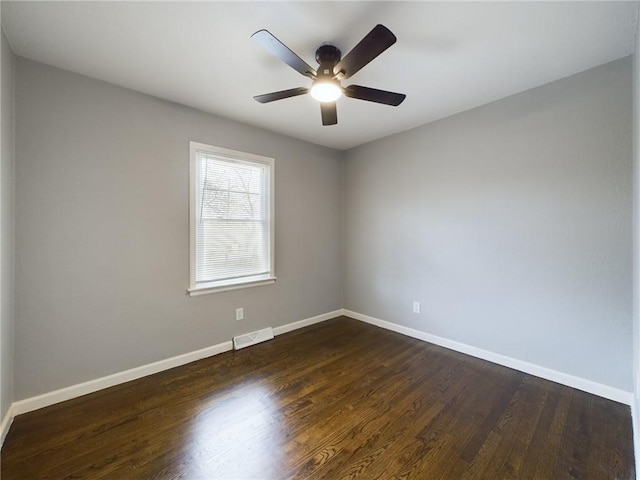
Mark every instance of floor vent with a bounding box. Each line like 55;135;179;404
233;327;274;350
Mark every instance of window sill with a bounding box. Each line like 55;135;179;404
188;275;277;297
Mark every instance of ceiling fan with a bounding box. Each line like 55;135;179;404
251;24;406;126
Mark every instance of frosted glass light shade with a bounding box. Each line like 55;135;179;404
310;82;342;103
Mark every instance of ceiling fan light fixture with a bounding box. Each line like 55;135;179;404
310;81;342;103
251;26;405;125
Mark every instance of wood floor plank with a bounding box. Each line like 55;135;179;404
1;316;634;479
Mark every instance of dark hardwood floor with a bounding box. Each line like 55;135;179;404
1;316;635;479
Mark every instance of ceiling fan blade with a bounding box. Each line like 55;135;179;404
252;30;316;78
253;87;309;104
321;102;337;126
344;85;406;106
334;25;397;79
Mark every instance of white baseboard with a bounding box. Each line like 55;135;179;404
12;340;234;416
633;396;640;476
343;309;634;406
273;310;342;336
0;403;14;447
11;309;343;417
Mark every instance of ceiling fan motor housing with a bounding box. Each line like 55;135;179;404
315;45;341;79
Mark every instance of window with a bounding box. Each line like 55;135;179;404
189;142;275;295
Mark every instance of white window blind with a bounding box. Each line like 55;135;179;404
189;142;275;295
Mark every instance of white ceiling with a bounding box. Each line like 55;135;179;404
1;1;638;150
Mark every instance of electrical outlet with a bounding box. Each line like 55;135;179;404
413;302;421;314
236;307;244;321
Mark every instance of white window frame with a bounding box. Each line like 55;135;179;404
188;141;275;296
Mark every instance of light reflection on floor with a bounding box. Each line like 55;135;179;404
183;381;287;479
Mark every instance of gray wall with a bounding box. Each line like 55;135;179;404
1;27;15;419
633;3;639;438
344;57;633;391
14;59;343;400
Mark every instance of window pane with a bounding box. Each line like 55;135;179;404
191;146;273;287
196;220;269;282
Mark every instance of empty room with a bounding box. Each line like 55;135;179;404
0;1;639;478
